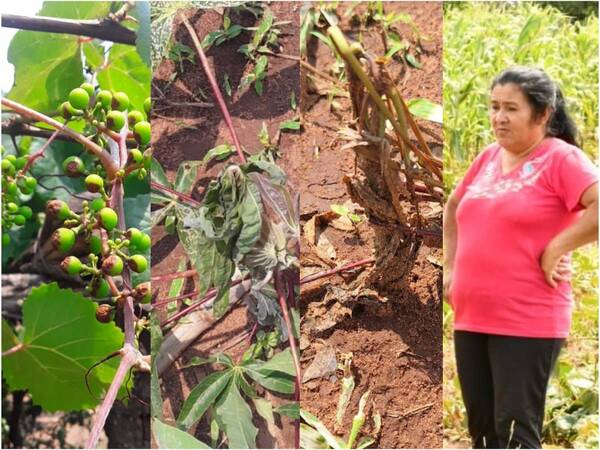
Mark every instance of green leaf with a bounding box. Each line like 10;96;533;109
151;158;171;188
181;355;215;369
1;283;125;411
254;55;269;79
280;119;302;131
97;44;151;112
150;314;163;420
518;15;542;49
83;41;105;70
407;98;443;123
236;181;263;257
223;73;232;97
6;2;111;111
211;257;235;319
253;397;275;425
300;410;344;449
330;204;349;216
202;144;236;166
215;377;258;449
133;1;152;68
124;193;151;232
405;53;421;69
252;11;274;47
300;423;330;449
177;370;233;429
275;402;300;419
257;348;295;376
153;418;210;449
245;365;295;394
174;161;201;194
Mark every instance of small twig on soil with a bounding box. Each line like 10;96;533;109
260;49;346;88
180;14;246;164
386;402;434;419
300;257;375;284
1;98;119;179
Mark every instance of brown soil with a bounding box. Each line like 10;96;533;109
151;2;299;448
294;3;443;449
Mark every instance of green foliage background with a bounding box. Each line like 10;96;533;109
443;2;598;448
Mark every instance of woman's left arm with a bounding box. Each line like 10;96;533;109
541;182;599;287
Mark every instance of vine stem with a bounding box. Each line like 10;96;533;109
1;98;119;179
87;126;140;449
151;181;201;207
1;13;136;45
274;269;300;449
2;343;26;357
19;130;60;175
179;14;246;164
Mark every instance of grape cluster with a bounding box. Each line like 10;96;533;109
48;82;152;322
1;146;38;245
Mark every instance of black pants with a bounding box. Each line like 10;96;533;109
454;331;564;449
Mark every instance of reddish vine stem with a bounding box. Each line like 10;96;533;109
274;270;300;449
180;14;246;164
152;290;199;308
151;181;201;206
19;129;60;175
1;98;119;179
151;269;197;282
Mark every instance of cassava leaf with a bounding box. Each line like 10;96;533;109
300;410;344;449
407;98;443;124
177;370;233;430
1;283;126;411
152;158;171;188
174;161;201;194
280;119;301;131
202;144;236;166
253;397;275;425
275;402;300;419
214;376;258;449
405;53;421;69
244;365;295;394
256;348;295;376
252;11;274;47
153;418;210;449
236;181;263;257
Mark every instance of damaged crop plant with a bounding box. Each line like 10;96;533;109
1;2;151;448
149;6;301;449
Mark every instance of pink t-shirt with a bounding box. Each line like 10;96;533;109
450;137;598;338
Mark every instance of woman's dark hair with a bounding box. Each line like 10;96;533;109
491;67;580;147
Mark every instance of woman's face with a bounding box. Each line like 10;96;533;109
489;83;549;153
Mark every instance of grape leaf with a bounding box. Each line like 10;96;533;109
97;44;151;112
153;419;210;449
1;283;127;412
6;2;111;112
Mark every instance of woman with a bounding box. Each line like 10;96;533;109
444;67;598;449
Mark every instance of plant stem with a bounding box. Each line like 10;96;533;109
1;343;26;357
20;129;60;175
152;290;199;308
1;98;119;179
179;14;246;164
150;181;201;206
1;14;136;45
274;269;300;449
300;257;375;284
151;269;197;282
260;49;345;87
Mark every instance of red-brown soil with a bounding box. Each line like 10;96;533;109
293;3;443;448
151;2;299;447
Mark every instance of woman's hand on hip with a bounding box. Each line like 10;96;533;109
541;249;571;288
443;269;453;302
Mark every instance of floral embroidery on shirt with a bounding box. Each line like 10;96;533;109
466;153;551;199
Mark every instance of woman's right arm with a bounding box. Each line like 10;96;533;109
443;191;460;300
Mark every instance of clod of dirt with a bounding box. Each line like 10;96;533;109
303;285;387;337
302;345;338;383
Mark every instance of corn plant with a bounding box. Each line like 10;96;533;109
1;2;151;448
